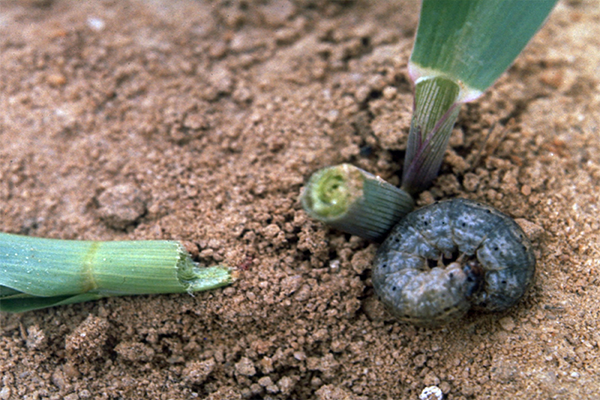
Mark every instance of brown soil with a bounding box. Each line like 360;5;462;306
1;1;599;399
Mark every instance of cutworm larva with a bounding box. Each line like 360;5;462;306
372;198;535;326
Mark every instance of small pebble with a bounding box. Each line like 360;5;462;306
46;73;66;86
515;218;544;241
383;86;397;100
499;316;516;332
420;385;443;400
234;357;256;376
96;183;147;230
0;386;11;400
87;17;105;31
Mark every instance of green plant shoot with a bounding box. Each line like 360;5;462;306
401;0;557;195
301;164;414;240
0;233;236;313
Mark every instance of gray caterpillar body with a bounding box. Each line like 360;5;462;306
372;198;535;326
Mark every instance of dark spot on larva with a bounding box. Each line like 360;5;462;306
449;272;454;279
462;222;466;227
392;286;397;291
486;209;491;213
502;280;507;285
494;246;499;251
395;237;400;243
424;221;428;226
359;145;372;156
382;263;387;268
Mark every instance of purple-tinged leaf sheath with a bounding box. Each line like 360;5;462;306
401;76;461;195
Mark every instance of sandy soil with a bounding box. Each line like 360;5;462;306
1;0;599;399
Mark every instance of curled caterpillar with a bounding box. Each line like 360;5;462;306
372;198;535;326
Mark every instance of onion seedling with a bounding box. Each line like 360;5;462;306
0;233;236;313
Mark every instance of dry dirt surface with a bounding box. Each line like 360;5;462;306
1;0;599;399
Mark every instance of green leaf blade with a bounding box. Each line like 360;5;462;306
410;0;557;98
0;293;104;313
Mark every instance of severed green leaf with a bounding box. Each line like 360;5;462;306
0;233;235;312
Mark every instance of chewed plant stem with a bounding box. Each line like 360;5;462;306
301;164;414;241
